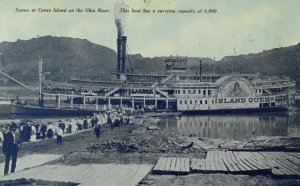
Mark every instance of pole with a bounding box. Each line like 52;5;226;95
39;57;44;107
199;60;202;82
96;97;99;110
213;57;216;77
70;92;74;109
0;53;3;70
131;97;134;108
232;48;236;74
83;96;86;109
57;93;61;109
166;98;169;110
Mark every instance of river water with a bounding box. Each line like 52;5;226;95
158;107;300;140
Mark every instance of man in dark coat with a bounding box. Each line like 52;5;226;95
40;123;47;139
94;125;101;141
83;119;88;130
2;124;22;175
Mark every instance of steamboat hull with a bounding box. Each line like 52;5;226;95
11;103;102;116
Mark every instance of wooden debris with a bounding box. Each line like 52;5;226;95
153;157;189;175
153;151;300;178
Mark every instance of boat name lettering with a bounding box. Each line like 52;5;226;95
215;96;287;104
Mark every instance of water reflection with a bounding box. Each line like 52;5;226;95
158;113;300;140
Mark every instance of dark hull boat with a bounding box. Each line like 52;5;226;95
11;103;102;116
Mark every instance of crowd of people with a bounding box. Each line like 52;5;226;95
0;107;134;146
0;106;138;176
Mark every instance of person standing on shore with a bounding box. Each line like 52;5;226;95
40;123;47;140
94;124;101;141
107;115;113;131
56;127;63;146
83;118;88;130
2;124;22;176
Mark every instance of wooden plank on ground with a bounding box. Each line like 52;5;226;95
229;151;249;171
239;157;259;171
213;159;222;171
217;151;223;161
153;157;165;173
169;158;176;172
244;152;269;169
217;150;229;172
205;159;211;172
230;151;253;171
220;151;236;172
206;151;214;161
273;152;300;175
259;152;297;176
174;158;181;172
210;151;228;172
220;159;228;171
164;158;172;171
215;150;220;160
251;152;275;169
268;152;300;175
232;152;257;171
210;159;217;171
184;158;190;173
252;152;285;176
206;151;227;172
241;152;268;170
154;157;190;174
213;151;219;161
158;157;169;171
239;152;262;170
216;159;228;172
180;158;186;172
281;152;300;167
225;151;243;172
288;152;300;160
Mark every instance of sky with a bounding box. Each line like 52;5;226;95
0;0;299;60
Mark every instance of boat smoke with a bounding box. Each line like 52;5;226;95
114;0;128;36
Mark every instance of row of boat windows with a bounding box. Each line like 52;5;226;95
175;89;213;96
178;76;218;81
179;99;210;105
176;89;267;95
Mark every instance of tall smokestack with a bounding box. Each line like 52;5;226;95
199;60;202;82
117;35;122;72
114;0;128;73
121;36;127;73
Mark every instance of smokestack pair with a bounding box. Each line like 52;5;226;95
117;35;127;73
